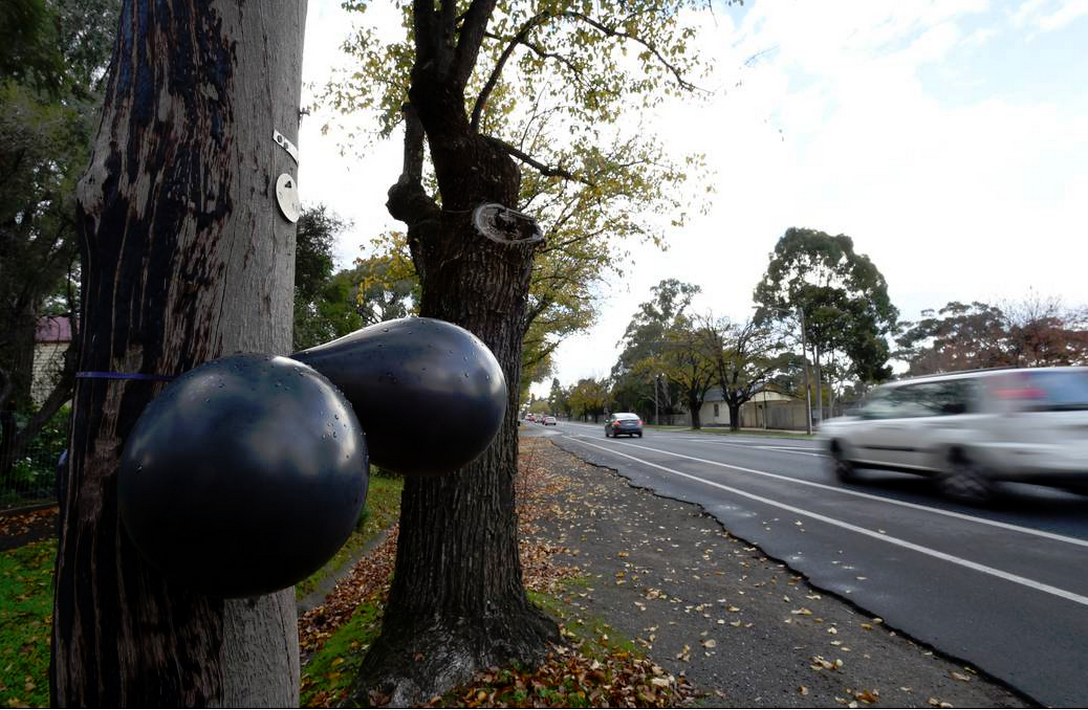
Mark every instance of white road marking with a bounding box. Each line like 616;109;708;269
562;435;1088;608
564;434;1088;550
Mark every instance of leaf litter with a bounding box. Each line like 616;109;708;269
297;436;1034;708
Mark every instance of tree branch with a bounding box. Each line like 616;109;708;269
487;136;592;185
453;0;499;87
563;10;702;93
471;12;553;132
386;102;439;278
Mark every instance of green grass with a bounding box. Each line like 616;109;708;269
0;472;402;709
300;598;385;707
296;474;404;600
0;540;55;708
529;586;638;659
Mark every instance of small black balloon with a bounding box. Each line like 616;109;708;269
293;317;507;476
119;354;368;599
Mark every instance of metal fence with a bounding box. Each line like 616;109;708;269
1;408;67;512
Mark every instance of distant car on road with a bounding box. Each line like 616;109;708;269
819;366;1088;502
543;415;557;426
605;412;643;438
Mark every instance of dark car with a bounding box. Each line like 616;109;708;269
605;412;643;438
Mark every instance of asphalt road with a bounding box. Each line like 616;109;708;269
535;420;1088;708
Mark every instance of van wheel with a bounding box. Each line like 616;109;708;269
939;454;996;504
829;443;857;483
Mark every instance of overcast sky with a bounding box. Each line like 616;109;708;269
297;0;1088;397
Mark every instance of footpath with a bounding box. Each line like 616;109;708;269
519;431;1034;708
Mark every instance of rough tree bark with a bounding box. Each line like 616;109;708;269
51;1;307;705
352;6;558;704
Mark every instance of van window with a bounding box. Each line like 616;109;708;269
989;370;1088;411
861;380;972;419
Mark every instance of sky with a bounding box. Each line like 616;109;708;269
296;0;1088;398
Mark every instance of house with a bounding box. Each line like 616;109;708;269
692;385;810;431
32;316;72;405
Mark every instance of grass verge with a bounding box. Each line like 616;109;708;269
300;576;697;708
300;596;385;707
0;540;54;708
296;473;404;600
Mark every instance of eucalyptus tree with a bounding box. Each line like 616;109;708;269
754;228;897;421
53;2;307;704
897;296;1088;375
325;3;721;701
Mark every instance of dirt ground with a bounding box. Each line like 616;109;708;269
520;434;1036;708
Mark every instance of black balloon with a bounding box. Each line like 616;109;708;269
118;354;368;598
293;317;507;476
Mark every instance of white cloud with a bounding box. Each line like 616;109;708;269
1010;0;1088;35
295;1;1088;397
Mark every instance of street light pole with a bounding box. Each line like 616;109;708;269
654;374;659;426
798;306;812;435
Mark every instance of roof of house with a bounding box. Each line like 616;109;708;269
703;384;798;403
36;316;72;343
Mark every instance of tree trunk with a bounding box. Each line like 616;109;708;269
354;68;557;705
728;402;742;431
0;316;38;481
51;1;306;705
689;395;702;429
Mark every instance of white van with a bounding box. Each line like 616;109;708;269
818;367;1088;502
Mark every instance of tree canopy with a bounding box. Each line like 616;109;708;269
753;228;897;418
897;296;1088;375
0;0;120;483
325;0;712;394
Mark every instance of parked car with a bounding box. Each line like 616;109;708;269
543;415;557;426
605;412;643;438
818;366;1088;502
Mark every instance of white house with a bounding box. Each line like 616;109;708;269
32;316;71;405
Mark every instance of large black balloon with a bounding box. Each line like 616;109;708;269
293;317;507;476
119;354;368;598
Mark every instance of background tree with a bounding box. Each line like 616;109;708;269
697;315;782;430
326;3;717;702
568;377;611;423
1002;291;1088;367
897;295;1088;376
0;0;121;488
548;376;570;418
754;228;897;421
292;205;368;350
611;278;701;422
657;317;715;429
53;2;306;704
352;232;419;326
